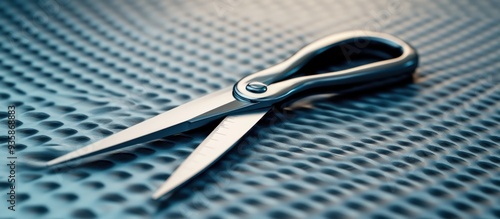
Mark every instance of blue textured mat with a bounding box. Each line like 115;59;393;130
0;0;499;218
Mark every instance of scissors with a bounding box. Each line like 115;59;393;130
46;30;418;200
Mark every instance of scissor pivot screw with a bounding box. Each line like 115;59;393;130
246;82;268;93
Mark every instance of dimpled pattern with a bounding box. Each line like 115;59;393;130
0;0;499;218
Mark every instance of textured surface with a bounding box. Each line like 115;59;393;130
0;0;499;218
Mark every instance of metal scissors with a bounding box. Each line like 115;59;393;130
46;30;418;200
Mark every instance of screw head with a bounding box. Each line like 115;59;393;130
246;81;267;93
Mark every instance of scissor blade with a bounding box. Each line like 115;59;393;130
152;109;269;200
46;87;255;166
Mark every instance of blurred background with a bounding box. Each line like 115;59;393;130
0;0;499;218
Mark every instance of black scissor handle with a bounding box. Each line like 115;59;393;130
233;30;418;103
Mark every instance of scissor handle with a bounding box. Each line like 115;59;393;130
233;30;418;103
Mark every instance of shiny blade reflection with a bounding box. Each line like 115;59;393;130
46;87;254;166
152;109;269;200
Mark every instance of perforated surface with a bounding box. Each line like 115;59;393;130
0;0;499;218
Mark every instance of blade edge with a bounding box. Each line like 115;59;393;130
152;108;269;200
46;87;252;166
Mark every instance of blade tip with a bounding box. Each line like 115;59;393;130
45;159;61;167
152;190;172;200
45;150;82;167
46;155;73;167
152;182;179;200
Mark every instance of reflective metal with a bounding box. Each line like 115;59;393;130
46;30;419;200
